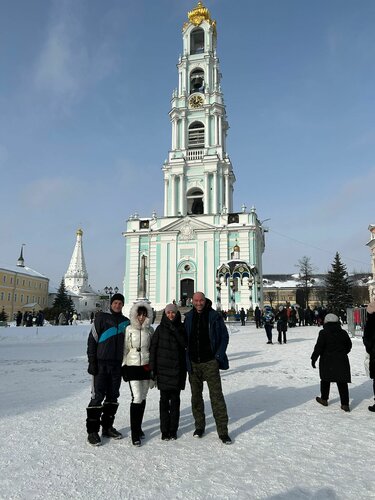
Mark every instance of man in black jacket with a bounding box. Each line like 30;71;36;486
85;293;129;446
184;292;231;444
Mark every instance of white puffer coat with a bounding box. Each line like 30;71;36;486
123;301;154;367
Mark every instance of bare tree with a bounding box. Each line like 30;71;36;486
264;291;276;308
296;256;316;308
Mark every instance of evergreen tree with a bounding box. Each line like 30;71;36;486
0;307;8;322
325;252;353;314
51;278;74;316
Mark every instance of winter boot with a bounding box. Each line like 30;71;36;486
368;403;375;412
139;400;146;439
86;406;102;446
101;401;123;439
130;403;142;446
315;397;328;407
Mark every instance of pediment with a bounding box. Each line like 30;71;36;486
159;216;216;238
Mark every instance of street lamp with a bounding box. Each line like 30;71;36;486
104;286;119;307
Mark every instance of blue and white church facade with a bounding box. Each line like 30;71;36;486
123;2;266;313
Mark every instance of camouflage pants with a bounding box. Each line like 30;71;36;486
189;359;228;436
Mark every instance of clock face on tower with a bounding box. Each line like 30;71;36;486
189;94;204;109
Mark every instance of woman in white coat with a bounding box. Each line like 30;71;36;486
122;301;154;446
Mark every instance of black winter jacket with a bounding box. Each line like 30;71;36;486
363;313;375;379
311;322;352;382
87;310;129;364
149;311;187;391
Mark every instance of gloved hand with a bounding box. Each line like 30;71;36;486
149;370;156;380
88;358;98;376
311;360;316;369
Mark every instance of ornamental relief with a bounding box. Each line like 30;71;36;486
179;221;195;241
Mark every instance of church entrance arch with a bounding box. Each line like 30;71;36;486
180;278;194;306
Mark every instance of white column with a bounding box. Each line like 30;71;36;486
225;174;229;211
213;171;218;214
181;116;186;149
179;174;184;215
172;119;178;150
218;115;223;146
214;114;218;145
164;178;168;216
171;174;176;216
204;172;209;214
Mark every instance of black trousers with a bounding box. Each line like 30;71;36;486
320;380;349;406
159;389;181;434
88;362;122;407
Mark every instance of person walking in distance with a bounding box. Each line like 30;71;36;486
363;302;375;412
86;293;129;446
184;292;232;444
311;313;352;412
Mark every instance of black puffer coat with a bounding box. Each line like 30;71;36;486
149;311;187;391
311;322;352;382
363;313;375;379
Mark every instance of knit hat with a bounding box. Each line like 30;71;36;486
165;303;178;314
111;293;125;305
324;313;339;324
367;302;375;314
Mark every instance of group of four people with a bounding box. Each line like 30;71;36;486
85;291;232;447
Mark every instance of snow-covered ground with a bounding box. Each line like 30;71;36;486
0;321;373;500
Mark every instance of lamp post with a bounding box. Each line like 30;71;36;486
229;277;235;311
104;286;119;308
216;277;222;311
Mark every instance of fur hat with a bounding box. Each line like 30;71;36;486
110;293;124;305
165;303;178;314
324;313;339;324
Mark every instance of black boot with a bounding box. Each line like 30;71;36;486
101;401;123;439
130;403;142;446
139;400;146;439
86;406;102;446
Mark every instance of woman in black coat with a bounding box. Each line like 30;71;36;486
363;302;375;412
311;313;352;412
149;304;187;440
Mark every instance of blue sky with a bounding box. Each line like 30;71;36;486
1;0;374;291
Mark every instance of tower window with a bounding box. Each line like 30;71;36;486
190;28;204;55
190;68;205;94
188;122;205;148
187;188;204;215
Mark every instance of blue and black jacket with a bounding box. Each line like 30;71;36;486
87;310;130;363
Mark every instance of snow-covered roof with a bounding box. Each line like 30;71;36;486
0;265;48;279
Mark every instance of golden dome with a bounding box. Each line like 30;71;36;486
183;2;216;32
76;228;83;236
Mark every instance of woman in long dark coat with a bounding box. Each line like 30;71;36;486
149;303;187;440
363;302;375;412
311;313;352;412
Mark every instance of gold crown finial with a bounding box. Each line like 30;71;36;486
184;2;216;32
76;228;83;236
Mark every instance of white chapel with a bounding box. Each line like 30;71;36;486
122;2;266;313
64;228;101;318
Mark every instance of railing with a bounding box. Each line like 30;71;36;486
187;149;204;160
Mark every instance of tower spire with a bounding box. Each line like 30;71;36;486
64;228;89;293
17;244;25;267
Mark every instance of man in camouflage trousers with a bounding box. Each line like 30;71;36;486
184;292;232;444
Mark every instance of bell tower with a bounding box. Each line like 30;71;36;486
123;2;265;313
162;1;235;217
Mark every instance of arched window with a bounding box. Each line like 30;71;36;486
190;28;204;55
190;68;205;94
187;188;204;215
188;122;205;148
